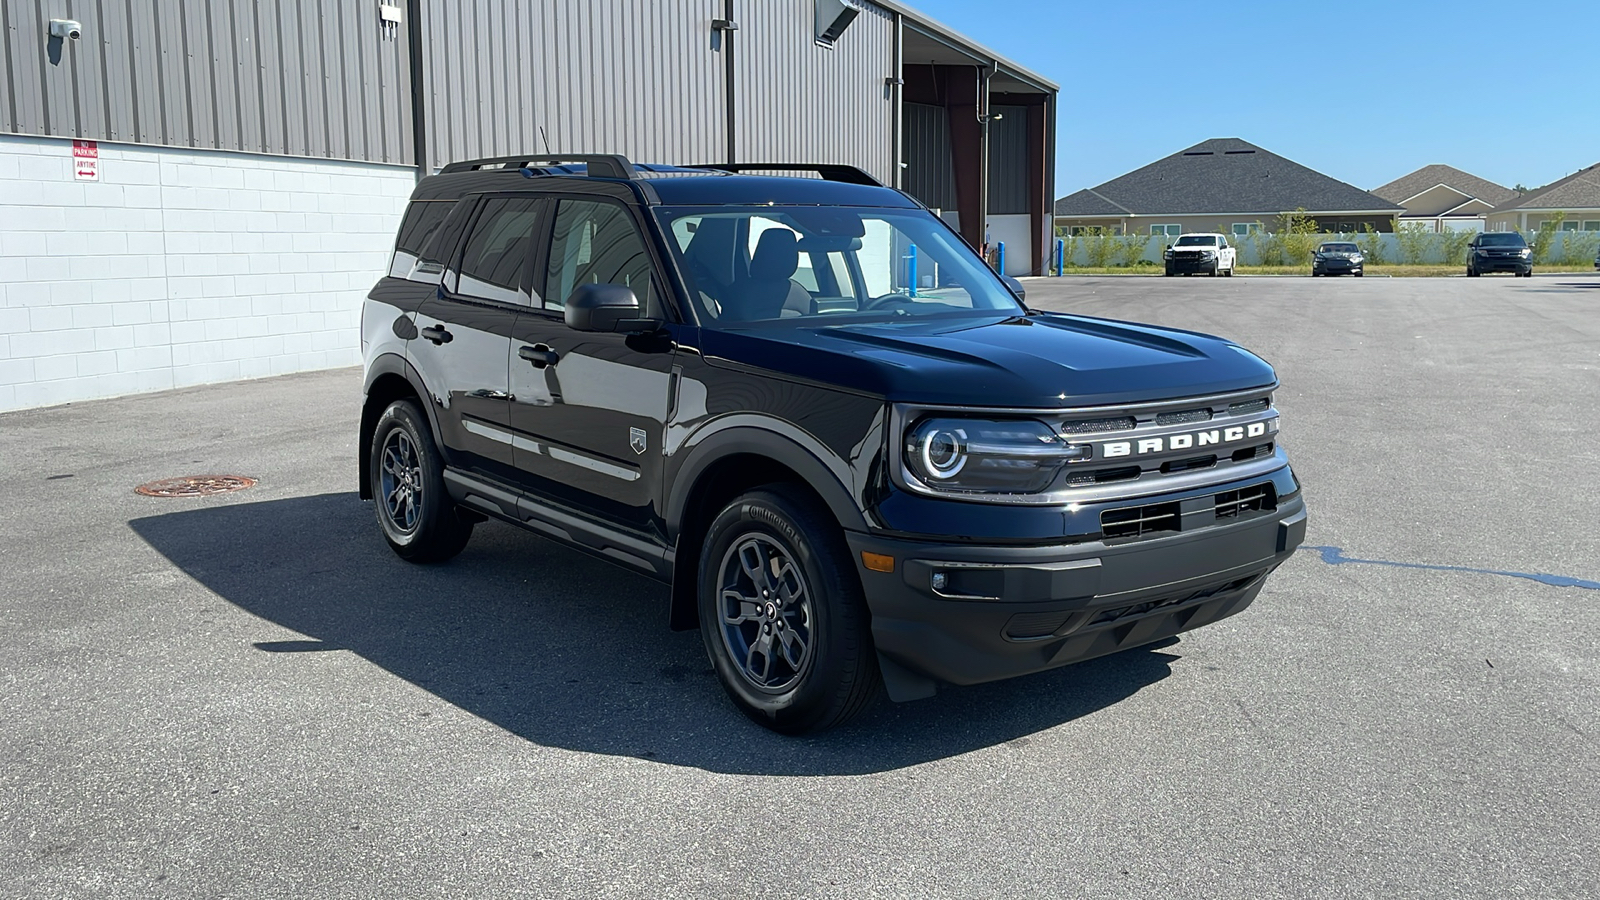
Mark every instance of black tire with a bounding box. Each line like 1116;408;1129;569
1164;267;1174;277
1354;270;1363;277
1467;265;1478;277
697;484;881;734
370;399;473;563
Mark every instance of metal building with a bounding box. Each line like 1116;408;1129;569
0;0;1057;413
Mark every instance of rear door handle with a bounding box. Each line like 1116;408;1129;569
519;344;560;368
420;325;453;345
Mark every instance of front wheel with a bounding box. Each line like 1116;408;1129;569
370;400;473;562
698;485;881;734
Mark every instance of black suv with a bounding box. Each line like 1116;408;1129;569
1467;232;1533;277
359;154;1306;733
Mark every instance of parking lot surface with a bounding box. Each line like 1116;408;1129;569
3;274;1598;898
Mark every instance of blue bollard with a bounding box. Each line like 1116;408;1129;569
997;241;1005;276
908;244;918;297
1056;238;1065;276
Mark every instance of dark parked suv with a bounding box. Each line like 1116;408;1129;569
359;154;1307;733
1467;232;1533;277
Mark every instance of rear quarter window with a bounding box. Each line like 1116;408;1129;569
390;200;457;276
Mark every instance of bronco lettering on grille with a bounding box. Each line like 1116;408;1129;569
1102;421;1270;457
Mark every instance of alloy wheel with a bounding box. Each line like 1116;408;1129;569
717;534;815;692
379;429;423;534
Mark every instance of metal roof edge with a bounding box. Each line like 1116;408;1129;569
872;0;1059;92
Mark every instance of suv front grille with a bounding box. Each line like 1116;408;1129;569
1215;483;1276;519
1101;482;1277;542
1101;501;1181;539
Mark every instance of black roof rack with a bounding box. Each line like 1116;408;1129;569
438;153;638;179
692;162;884;187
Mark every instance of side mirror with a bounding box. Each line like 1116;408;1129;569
564;283;661;334
1001;275;1026;301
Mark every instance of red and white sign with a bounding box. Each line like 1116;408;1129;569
72;140;99;181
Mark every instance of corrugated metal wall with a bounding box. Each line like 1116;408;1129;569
418;0;728;171
901;101;954;210
0;0;413;164
733;0;894;183
987;104;1028;214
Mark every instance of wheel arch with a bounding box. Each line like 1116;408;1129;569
359;353;444;500
665;428;869;631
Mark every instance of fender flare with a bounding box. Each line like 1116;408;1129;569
665;424;869;539
359;352;448;499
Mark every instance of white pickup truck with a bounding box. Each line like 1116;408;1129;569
1164;233;1237;277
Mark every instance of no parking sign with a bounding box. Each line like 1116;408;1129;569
72;140;98;181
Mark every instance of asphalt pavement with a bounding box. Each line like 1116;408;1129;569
3;273;1598;898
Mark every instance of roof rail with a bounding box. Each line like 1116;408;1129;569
437;153;638;179
693;162;884;187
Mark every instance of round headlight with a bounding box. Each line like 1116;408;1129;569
904;417;1090;495
918;425;969;479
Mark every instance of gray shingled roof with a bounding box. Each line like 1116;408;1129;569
1370;165;1518;207
1054;138;1403;218
1493;163;1600;212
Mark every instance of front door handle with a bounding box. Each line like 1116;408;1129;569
420;325;453;345
518;344;560;369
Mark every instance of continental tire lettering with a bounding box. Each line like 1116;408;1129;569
747;504;802;546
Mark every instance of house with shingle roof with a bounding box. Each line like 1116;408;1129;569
1483;163;1600;234
1371;165;1518;233
1053;138;1404;239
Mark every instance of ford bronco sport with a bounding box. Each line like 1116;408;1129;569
359;154;1307;734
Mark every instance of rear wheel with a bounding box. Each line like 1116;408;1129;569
698;485;881;734
370;400;473;563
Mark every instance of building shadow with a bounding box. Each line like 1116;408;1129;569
129;493;1178;775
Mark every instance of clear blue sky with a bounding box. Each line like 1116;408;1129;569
902;0;1597;197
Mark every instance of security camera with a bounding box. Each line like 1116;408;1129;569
49;19;83;41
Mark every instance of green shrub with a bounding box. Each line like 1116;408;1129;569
1356;223;1387;265
1253;226;1287;266
1396;222;1432;265
1114;232;1152;267
1278;209;1321;265
1082;228;1116;268
1528;213;1565;263
1560;229;1600;266
1441;229;1474;266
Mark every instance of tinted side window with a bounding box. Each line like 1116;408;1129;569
544;199;656;313
454;197;543;306
390;199;456;276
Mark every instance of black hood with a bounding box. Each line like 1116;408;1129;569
696;312;1276;408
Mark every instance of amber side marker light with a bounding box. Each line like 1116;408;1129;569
861;551;895;573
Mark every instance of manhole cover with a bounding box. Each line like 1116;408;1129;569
135;475;257;498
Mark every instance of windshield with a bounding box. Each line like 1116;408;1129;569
1478;232;1527;247
654;206;1023;325
1174;235;1218;247
1319;243;1359;253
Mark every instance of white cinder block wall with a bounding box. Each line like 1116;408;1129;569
0;133;415;413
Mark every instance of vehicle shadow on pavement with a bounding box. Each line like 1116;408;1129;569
130;493;1178;776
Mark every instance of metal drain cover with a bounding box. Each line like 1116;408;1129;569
135;475;257;497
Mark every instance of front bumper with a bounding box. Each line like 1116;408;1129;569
847;467;1305;693
1314;259;1362;274
1473;254;1531;273
1166;255;1217;273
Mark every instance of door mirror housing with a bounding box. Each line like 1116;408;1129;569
1001;275;1026;301
564;283;661;334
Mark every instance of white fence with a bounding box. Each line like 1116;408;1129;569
1050;228;1600;269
